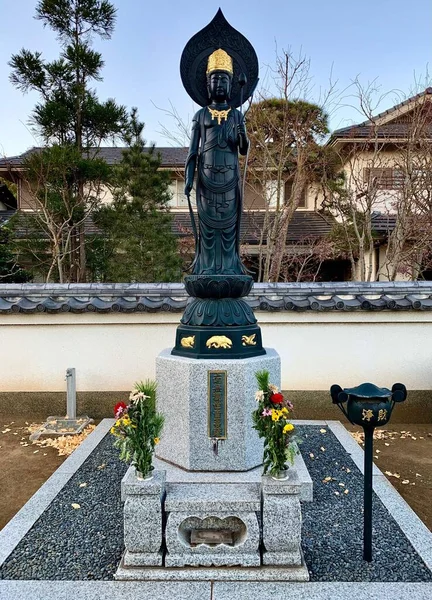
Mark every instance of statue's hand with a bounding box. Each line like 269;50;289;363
184;180;193;196
237;123;246;142
237;123;249;154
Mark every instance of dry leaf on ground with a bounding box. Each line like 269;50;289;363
385;471;401;479
27;423;96;456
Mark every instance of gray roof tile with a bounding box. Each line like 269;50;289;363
0;146;189;168
332;88;432;140
0;282;432;314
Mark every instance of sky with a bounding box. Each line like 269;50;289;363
0;0;431;157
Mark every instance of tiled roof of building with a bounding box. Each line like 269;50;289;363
174;210;334;243
331;123;432;139
0;146;189;168
332;88;432;140
331;123;432;140
6;208;397;244
0;281;432;314
8;209;334;245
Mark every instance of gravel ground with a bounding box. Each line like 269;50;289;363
297;425;432;582
0;434;128;580
1;426;431;581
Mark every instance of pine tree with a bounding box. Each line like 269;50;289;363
9;0;127;282
91;109;182;283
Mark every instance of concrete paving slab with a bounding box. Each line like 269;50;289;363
213;582;432;600
0;580;211;600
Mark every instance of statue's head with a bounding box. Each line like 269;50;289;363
206;49;233;101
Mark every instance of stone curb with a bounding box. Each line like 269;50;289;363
1;580;431;600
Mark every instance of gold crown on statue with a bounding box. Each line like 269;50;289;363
206;48;233;75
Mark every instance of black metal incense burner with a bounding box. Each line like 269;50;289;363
330;382;407;562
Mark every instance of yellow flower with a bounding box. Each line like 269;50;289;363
110;425;122;438
121;415;132;427
271;412;280;422
281;407;289;415
283;423;294;434
154;437;160;445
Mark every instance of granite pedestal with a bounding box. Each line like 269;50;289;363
155;348;281;471
262;470;302;566
122;469;165;567
117;347;308;579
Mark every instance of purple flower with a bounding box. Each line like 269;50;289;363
262;408;272;417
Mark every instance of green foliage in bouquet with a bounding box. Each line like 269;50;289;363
110;380;164;478
252;370;298;476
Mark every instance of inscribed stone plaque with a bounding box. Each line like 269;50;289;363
208;370;227;439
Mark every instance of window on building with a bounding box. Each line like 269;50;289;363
364;168;404;189
264;180;279;208
264;179;307;210
284;179;307;208
168;179;196;209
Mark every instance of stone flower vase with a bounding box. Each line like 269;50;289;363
135;465;154;481
271;465;290;481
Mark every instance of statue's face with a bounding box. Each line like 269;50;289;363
207;71;231;101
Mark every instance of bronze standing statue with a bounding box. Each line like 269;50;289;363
172;9;264;359
185;49;248;275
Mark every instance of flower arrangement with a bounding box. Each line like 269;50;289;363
110;380;164;479
252;370;298;477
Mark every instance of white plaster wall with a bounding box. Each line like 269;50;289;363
1;311;431;392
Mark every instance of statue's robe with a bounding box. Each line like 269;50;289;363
186;106;246;275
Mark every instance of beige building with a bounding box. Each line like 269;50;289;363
2;89;431;281
327;87;432;281
0;145;335;280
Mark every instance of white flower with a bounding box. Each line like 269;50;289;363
255;390;264;402
268;384;279;393
129;391;150;404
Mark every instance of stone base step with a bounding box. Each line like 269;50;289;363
165;483;260;512
115;552;310;581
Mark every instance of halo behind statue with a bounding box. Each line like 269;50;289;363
180;8;259;109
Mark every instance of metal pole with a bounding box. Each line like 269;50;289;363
363;427;373;562
66;368;76;419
